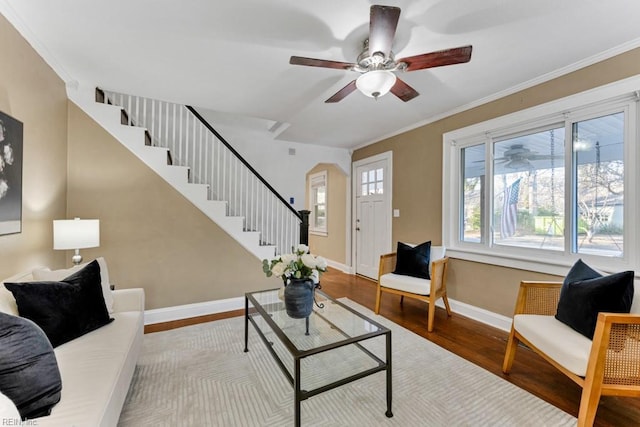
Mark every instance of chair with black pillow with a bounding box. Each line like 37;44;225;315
502;259;640;427
374;241;451;332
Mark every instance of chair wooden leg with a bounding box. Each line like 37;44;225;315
427;301;436;332
442;294;452;317
374;286;382;314
577;376;603;427
502;328;519;374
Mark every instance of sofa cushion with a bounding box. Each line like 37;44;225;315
4;260;113;347
32;257;114;313
0;312;62;420
514;314;592;376
0;286;18;316
49;310;143;426
0;390;20;421
555;270;634;339
394;241;431;280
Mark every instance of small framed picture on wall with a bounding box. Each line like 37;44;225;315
0;111;23;235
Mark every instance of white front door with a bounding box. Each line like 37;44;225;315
353;153;392;279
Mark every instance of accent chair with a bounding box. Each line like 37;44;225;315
374;245;451;332
503;279;640;427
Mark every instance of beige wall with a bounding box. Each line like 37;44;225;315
66;103;276;309
353;48;640;317
306;163;348;264
0;15;68;279
0;13;276;309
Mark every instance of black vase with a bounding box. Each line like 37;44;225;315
284;278;315;319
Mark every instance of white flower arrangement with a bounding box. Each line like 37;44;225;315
262;244;328;284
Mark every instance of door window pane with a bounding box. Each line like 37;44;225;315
574;113;624;257
360;166;384;195
493;127;565;250
461;144;484;243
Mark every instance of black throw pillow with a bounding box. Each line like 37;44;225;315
4;260;113;348
393;241;432;280
0;312;62;420
563;258;602;286
555;270;634;339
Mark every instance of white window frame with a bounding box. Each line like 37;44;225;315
443;76;640;276
309;170;328;236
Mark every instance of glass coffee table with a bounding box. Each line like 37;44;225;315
244;288;392;426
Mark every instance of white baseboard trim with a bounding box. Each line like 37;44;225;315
326;259;353;274
145;292;513;333
436;298;512;332
144;297;244;325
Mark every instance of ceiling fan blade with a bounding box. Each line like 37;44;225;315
398;45;473;72
368;5;401;58
325;80;358;103
390;77;419;102
289;56;355;70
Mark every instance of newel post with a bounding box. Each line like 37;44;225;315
299;210;310;245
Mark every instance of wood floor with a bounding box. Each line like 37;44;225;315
147;268;640;426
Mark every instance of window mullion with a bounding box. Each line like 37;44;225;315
565;119;575;255
626;102;638;268
485;135;494;248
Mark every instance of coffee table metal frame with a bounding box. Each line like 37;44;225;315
244;288;392;426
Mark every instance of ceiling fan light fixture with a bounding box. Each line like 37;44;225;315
356;70;396;99
505;158;533;170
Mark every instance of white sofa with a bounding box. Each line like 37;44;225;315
0;267;144;427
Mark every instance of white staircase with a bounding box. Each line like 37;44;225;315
67;82;277;261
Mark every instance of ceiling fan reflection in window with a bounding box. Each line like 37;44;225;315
289;5;472;103
495;144;563;170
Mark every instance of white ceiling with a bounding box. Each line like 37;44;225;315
3;0;640;150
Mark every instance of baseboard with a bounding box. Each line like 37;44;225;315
435;298;512;332
326;259;353;274
144;297;244;325
145;292;513;332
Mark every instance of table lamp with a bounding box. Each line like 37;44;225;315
53;218;100;265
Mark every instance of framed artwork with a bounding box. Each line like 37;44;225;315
0;111;23;235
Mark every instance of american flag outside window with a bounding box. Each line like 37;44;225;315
500;178;521;239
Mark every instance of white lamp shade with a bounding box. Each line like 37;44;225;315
356;70;397;99
53;219;100;250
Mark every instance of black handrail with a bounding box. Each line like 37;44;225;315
186;106;302;220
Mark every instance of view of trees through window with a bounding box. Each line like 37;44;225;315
461;112;624;257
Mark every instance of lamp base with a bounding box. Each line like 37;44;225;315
72;250;83;265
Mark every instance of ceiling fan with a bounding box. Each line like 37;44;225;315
495;144;563;170
289;5;472;103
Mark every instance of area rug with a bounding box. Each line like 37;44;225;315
118;299;575;426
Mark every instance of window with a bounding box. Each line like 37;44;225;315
444;82;638;275
492;125;566;252
309;171;327;235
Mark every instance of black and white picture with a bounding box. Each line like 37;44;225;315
0;111;23;235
